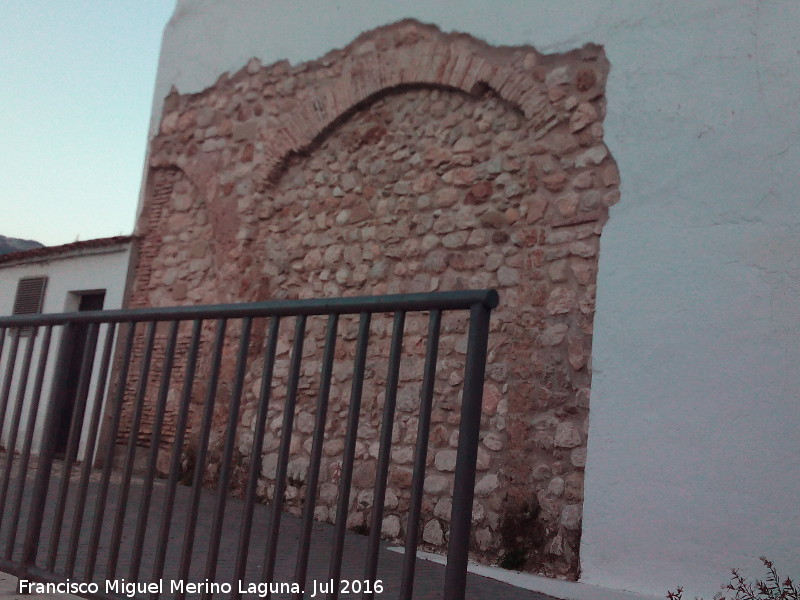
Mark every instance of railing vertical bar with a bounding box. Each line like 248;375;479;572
128;319;180;581
150;318;203;600
293;313;339;600
399;309;442;600
46;321;100;571
443;303;491;600
21;323;75;571
200;317;252;600
5;325;52;561
84;321;136;581
0;290;496;594
363;311;405;599
0;328;37;532
175;318;227;600
0;330;21;448
65;322;117;578
106;320;157;580
261;315;306;596
262;315;306;599
0;329;6;417
0;328;19;556
230;317;281;600
326;311;371;600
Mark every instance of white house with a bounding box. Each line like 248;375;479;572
0;236;132;462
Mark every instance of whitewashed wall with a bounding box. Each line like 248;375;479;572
0;246;131;461
145;2;800;598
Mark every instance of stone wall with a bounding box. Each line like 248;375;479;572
125;20;617;579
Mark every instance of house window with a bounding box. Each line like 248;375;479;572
11;276;47;334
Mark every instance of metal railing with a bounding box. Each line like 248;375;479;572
0;290;497;600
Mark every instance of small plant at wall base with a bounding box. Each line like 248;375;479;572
668;557;798;600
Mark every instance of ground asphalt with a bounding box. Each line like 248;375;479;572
0;466;554;600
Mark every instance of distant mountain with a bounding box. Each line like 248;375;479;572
0;235;44;256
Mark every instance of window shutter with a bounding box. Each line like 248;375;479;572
12;276;48;316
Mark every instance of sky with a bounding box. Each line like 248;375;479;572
0;1;175;247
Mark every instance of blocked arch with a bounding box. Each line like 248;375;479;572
253;20;557;186
139;18;616;579
149;20;605;271
265;81;514;187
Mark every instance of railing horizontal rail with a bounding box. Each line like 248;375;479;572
0;290;499;327
0;290;497;600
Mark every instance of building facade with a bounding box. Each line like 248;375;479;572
127;2;800;598
0;237;132;462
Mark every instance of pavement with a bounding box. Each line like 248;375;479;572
0;466;554;600
0;570;80;600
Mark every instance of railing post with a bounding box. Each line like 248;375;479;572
20;323;75;571
443;302;492;600
0;289;498;598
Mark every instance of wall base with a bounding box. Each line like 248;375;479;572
386;547;662;600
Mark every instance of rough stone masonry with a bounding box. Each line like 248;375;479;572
122;20;618;580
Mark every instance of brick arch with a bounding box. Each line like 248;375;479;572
149;20;593;261
131;166;223;306
252;20;558;187
263;81;490;187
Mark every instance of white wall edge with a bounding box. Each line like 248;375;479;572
385;547;662;600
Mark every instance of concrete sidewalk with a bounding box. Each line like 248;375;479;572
2;467;556;600
0;572;19;600
0;571;79;600
0;565;556;600
0;462;659;600
0;564;663;600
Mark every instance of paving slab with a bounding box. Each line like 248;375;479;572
0;571;80;600
1;465;553;600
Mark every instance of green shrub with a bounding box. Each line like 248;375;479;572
668;557;797;600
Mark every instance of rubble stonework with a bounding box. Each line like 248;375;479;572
125;20;617;579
